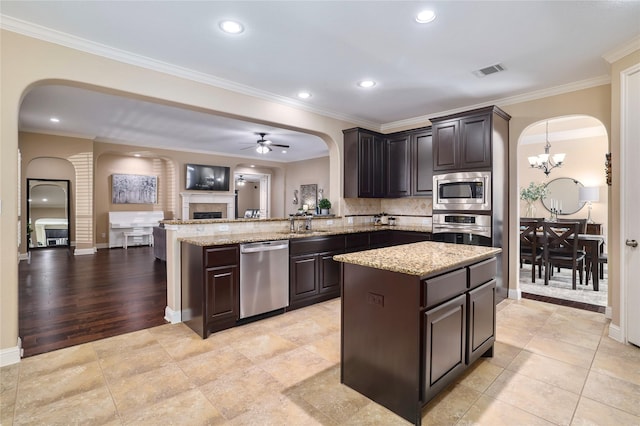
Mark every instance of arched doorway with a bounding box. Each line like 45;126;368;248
516;115;609;308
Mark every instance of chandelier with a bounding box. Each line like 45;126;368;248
527;121;566;176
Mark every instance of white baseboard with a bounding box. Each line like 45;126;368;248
165;306;181;324
19;252;29;261
508;288;522;300
608;323;623;342
605;306;613;319
0;338;22;367
95;243;109;250
74;247;97;256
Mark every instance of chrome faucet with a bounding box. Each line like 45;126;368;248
289;215;296;232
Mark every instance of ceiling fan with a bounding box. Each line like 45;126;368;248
252;132;290;154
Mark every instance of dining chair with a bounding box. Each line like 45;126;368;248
520;218;544;283
543;221;586;289
554;218;588;278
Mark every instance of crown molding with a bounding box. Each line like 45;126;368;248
381;75;611;133
0;15;378;130
603;35;640;64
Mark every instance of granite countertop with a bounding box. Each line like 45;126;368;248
179;224;432;246
164;216;341;225
333;241;501;278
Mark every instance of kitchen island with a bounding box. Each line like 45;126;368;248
334;241;501;425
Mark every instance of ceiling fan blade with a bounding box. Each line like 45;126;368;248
271;144;290;148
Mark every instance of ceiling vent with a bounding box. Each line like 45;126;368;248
473;63;506;78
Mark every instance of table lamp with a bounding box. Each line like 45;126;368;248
579;186;600;224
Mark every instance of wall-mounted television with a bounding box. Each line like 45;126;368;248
185;164;231;191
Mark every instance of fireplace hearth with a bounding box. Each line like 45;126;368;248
193;212;222;220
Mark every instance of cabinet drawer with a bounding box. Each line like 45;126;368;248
205;245;239;268
468;257;497;289
423;268;466;309
290;235;344;255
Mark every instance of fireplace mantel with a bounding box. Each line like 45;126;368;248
180;192;235;219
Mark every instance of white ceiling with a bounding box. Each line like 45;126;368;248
2;1;639;162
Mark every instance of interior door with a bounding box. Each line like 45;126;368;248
623;66;640;346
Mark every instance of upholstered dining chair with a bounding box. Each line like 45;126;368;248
520;218;544;283
543;221;586;289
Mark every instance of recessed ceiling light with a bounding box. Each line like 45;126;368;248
50;117;60;123
281;150;287;154
358;80;376;88
219;20;244;34
133;153;141;157
250;165;255;168
416;10;436;23
42;198;48;202
297;91;312;99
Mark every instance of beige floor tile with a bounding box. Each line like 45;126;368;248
119;388;225;425
495;323;536;348
199;364;285;420
456;359;503;393
227;391;337;426
260;346;334;387
284;365;370;424
108;363;195;415
582;370;640;417
154;331;222;361
496;302;551;331
421;383;482;425
506;350;589;394
571;396;640;426
485;369;580;425
273;317;335;346
546;311;607;337
303;331;341;364
18;344;97;381
146;322;196;339
1;385;17;426
591;339;640;387
457;394;555;426
344;402;410;425
536;321;603;351
91;328;158;359
230;332;298;363
13;386;119;425
99;341;173;383
14;361;106;413
0;362;20;393
516;298;559;315
484;341;522;368
525;335;596;369
496;298;515;312
177;345;254;387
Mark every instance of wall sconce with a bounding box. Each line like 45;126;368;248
292;189;298;205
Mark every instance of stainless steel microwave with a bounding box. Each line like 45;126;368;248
433;171;491;211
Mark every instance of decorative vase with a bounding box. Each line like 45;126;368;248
526;201;536;218
321;208;329;215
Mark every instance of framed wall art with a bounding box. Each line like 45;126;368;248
112;174;157;204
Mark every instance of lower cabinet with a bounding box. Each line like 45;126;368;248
289;235;344;310
467;280;496;364
181;242;239;338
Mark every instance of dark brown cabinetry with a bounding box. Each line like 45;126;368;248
343;127;433;198
181;243;239;338
289;235;344;310
432;113;492;171
411;129;434;195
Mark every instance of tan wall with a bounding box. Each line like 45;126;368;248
609;49;640;326
237;183;261;216
1;29;352;353
284;157;331;215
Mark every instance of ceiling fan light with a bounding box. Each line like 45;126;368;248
256;145;271;154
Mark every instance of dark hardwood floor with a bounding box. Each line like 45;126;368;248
19;246;167;357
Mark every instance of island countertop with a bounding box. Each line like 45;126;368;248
333;241;501;278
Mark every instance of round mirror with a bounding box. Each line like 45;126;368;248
541;177;585;215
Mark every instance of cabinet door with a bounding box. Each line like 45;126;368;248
424;294;466;401
385;134;411;197
205;265;239;326
411;130;434;195
467;280;496;364
432;120;458;171
358;132;385;198
290;254;318;302
319;251;342;295
459;114;491;169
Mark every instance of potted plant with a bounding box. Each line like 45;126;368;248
520;182;548;217
318;198;331;215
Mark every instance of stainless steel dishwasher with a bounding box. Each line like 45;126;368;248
239;240;289;319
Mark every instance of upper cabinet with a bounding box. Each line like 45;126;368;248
343;126;433;198
431;106;510;172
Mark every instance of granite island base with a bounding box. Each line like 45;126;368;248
334;242;500;425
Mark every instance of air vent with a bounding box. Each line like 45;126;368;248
473;63;506;78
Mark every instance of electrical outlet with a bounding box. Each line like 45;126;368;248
422;218;430;225
218;224;229;231
367;292;384;307
347;217;354;224
326;220;333;225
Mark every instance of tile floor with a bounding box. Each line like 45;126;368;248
2;297;639;425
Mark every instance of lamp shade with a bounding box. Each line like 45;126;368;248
578;186;600;203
